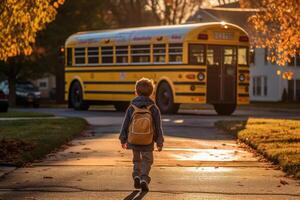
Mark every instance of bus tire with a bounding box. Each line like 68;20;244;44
114;102;129;112
156;82;180;114
69;81;89;110
213;104;236;115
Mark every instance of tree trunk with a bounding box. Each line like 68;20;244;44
55;63;65;104
8;75;17;107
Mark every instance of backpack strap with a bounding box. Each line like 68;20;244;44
146;104;154;110
131;104;153;113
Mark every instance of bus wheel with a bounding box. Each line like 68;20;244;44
156;82;180;114
114;102;129;112
69;81;89;110
213;104;236;115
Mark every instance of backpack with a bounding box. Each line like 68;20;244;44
128;104;154;145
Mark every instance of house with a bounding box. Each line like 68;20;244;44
32;75;56;99
189;3;300;102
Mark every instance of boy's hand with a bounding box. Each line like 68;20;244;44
157;146;163;152
121;143;127;149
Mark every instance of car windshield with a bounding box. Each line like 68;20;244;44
17;83;38;91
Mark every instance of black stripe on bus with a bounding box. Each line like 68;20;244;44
67;63;206;67
85;90;205;96
238;82;249;86
84;81;136;85
176;92;205;96
174;81;205;85
83;81;206;86
85;91;135;95
239;70;249;73
238;93;249;97
65;68;205;73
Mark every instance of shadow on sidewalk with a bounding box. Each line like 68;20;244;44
124;190;148;200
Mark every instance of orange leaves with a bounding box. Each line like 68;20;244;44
0;0;64;61
54;0;64;8
244;0;300;66
282;71;294;80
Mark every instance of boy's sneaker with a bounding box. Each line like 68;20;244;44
134;176;141;189
140;180;149;192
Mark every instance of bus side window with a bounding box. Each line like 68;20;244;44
169;43;183;63
66;48;73;66
74;47;86;64
189;44;205;65
116;46;128;64
131;45;150;63
153;44;166;63
102;46;113;64
87;47;99;64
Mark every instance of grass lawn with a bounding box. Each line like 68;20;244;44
215;118;300;178
0;118;87;166
0;111;54;118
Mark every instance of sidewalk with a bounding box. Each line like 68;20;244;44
0;131;299;200
0;111;299;199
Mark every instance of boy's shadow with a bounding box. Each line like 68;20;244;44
123;190;148;200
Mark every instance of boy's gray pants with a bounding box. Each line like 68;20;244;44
132;150;153;183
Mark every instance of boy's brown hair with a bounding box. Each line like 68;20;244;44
135;78;154;97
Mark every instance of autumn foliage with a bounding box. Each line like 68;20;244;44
0;0;64;61
242;0;300;66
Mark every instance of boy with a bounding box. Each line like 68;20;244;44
119;77;164;192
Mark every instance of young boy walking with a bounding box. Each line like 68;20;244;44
119;78;164;191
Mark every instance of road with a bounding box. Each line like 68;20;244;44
0;107;299;200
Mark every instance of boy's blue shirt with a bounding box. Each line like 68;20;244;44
119;96;164;151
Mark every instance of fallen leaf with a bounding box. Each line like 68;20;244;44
280;180;288;185
43;176;53;179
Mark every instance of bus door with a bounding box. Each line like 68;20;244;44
207;45;237;104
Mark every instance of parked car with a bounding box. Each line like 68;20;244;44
0;80;41;108
0;90;8;112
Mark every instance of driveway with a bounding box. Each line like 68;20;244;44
0;107;299;199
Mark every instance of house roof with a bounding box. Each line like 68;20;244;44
189;7;257;33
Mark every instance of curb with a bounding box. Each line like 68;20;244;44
0;165;17;179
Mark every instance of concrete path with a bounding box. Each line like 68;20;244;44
0;108;299;199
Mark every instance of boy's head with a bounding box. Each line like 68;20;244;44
135;78;154;97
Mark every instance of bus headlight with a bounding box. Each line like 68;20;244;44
239;74;245;82
197;72;205;81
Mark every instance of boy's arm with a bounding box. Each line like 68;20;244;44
152;105;164;148
119;106;132;144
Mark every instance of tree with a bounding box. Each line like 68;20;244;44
0;0;64;106
100;0;159;28
241;0;300;66
146;0;204;25
35;0;108;102
101;0;205;27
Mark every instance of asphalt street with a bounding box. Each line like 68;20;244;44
0;106;299;200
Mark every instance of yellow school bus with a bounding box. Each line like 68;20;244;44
64;22;249;115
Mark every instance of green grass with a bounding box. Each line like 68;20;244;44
215;118;300;178
0;111;54;118
0;118;87;166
